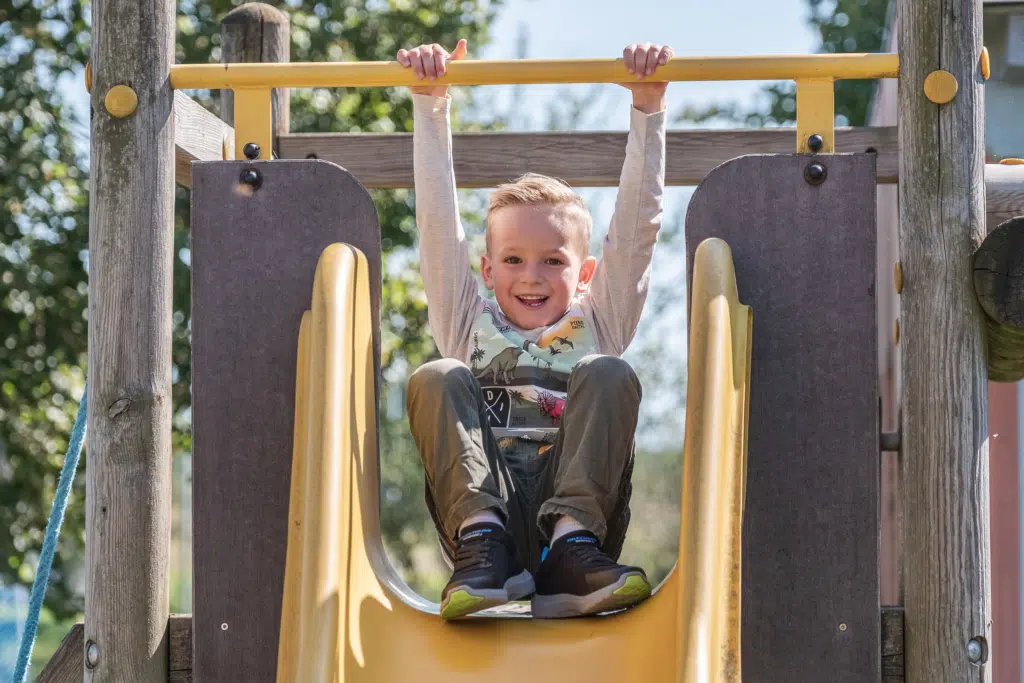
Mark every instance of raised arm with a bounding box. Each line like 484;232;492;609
412;94;482;359
584;43;671;355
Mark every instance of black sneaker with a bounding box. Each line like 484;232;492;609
531;531;651;619
440;523;535;620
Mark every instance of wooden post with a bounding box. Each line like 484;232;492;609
899;0;991;681
220;3;290;153
86;0;175;679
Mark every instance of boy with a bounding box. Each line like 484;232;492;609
398;40;671;620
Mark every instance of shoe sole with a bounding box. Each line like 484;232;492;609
440;570;536;620
531;572;651;619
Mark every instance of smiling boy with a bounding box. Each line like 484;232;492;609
399;39;671;620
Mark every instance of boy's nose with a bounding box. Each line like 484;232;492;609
520;264;543;283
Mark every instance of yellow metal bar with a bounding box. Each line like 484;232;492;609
170;53;898;90
233;88;273;160
795;78;835;153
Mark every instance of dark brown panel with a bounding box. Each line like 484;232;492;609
686;154;880;682
190;160;380;683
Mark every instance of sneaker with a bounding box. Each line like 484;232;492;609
440;523;535;620
531;531;651;619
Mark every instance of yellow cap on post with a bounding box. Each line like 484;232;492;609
924;70;958;104
104;85;138;118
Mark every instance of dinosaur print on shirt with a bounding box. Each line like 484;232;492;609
469;300;597;441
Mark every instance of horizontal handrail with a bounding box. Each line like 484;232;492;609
170;53;899;90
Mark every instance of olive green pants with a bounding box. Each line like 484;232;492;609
406;355;640;572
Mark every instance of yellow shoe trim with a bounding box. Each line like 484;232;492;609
441;590;485;620
612;575;651;601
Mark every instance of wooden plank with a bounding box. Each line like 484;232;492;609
87;0;174;679
173;91;232;189
986;163;1024;228
190;160;380;683
220;3;290;155
686;154;880;682
882;607;906;683
280;126;899;188
37;616;193;683
169;615;192;673
36;623;84;683
899;1;991;683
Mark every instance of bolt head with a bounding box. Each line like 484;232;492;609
807;134;824;153
86;641;100;668
804;162;827;186
240;169;261;189
243;142;261;160
967;638;983;663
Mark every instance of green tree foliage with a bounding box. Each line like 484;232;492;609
676;0;891;128
1;0;501;618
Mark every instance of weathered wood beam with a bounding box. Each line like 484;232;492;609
899;2;991;683
220;3;290;156
173;91;232;189
280;126;899;188
975;216;1024;381
87;0;175;678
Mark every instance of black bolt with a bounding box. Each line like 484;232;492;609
807;134;824;153
804;162;827;186
240;168;262;190
243;142;261;160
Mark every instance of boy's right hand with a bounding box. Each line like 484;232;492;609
397;39;468;97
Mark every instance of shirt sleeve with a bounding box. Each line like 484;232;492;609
412;94;483;360
583;106;668;355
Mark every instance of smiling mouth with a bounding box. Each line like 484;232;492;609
516;295;548;309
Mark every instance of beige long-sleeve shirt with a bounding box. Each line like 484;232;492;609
412;94;667;365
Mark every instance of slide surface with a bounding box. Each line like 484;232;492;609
276;237;751;683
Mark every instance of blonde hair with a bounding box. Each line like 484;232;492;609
486;173;592;257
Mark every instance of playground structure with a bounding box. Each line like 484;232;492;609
34;0;1024;682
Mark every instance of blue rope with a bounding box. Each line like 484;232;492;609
12;384;87;683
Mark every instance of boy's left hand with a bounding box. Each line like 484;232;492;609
619;43;673;114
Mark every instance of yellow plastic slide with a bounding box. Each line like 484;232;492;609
276;237;751;683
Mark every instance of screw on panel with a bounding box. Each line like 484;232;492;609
239;168;262;191
221;622;229;631
243;142;261;160
807;134;824;153
838;623;848;632
804;162;827;186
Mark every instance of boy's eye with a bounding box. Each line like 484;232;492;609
504;256;522;264
545;258;564;266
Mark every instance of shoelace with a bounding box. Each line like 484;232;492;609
454;534;502;571
565;541;618;568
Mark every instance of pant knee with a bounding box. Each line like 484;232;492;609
407;358;475;407
570;355;641;399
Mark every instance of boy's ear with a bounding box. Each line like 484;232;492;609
481;253;496;290
576;256;598;292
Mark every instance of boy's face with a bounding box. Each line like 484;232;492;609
481;203;596;330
